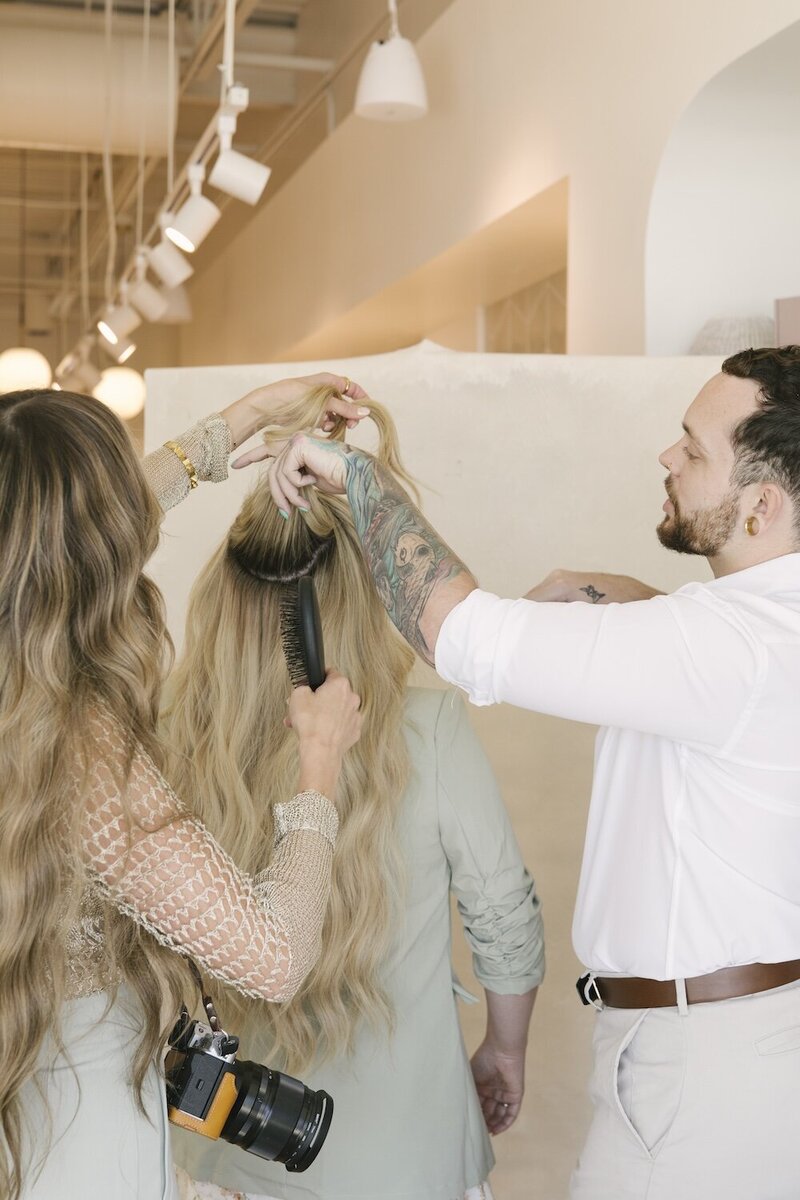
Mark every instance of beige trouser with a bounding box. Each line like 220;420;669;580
570;980;800;1200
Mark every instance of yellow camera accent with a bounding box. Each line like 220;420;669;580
168;1070;238;1140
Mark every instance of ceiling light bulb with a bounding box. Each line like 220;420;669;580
0;346;53;393
93;366;146;421
165;164;221;253
209;114;271;206
102;335;137;364
355;32;428;121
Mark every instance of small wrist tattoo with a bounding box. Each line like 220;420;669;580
579;584;606;604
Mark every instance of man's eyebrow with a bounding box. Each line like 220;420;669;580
682;422;707;452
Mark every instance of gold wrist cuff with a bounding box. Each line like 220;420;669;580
164;440;199;490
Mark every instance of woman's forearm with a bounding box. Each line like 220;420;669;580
483;987;538;1055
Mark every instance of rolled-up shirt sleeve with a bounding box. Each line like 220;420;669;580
435;587;765;748
435;689;545;994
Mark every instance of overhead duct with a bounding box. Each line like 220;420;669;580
0;23;176;156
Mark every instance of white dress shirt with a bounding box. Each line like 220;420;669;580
435;553;800;980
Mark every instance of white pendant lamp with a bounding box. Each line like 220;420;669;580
0;346;53;393
93;366;146;420
209;114;271;206
129;252;168;321
355;0;427;121
165;164;221;253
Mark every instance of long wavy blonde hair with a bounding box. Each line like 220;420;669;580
164;387;416;1074
0;389;191;1199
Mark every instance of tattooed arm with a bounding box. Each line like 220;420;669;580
267;435;476;664
524;569;664;605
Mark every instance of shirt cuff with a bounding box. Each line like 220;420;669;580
435;589;516;707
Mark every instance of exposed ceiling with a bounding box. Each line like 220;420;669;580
0;0;453;357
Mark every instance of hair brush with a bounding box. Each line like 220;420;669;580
279;575;326;691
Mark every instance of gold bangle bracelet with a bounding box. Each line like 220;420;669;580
164;440;199;490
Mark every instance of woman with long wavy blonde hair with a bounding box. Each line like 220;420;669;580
0;379;365;1200
167;388;546;1200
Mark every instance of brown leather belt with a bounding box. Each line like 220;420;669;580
576;959;800;1009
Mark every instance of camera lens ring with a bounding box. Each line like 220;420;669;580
221;1060;333;1171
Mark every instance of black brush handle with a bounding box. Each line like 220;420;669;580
297;576;326;691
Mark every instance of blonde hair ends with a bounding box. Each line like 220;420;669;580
0;389;192;1200
164;387;416;1074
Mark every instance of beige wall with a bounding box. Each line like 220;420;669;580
178;0;800;364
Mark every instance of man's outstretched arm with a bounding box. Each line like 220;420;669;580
267;436;476;664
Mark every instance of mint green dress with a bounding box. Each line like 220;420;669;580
173;688;545;1200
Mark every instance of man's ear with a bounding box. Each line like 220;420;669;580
751;483;784;530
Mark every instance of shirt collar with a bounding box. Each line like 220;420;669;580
704;552;800;597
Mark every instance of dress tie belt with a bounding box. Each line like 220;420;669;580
576;959;800;1009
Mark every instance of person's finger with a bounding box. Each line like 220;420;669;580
232;444;272;469
268;461;294;518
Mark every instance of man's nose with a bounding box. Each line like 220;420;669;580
659;443;678;472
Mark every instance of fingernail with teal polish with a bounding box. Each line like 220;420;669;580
278;508;289;520
300;505;310;513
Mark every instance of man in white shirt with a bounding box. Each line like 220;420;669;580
263;346;800;1198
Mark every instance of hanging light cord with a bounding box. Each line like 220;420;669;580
80;154;90;331
17;150;26;347
167;0;176;194
135;0;152;250
221;0;236;99
387;0;399;38
102;0;117;306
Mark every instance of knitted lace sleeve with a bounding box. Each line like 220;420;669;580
79;712;338;1002
143;413;233;513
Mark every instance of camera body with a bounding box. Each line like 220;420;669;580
165;1012;333;1172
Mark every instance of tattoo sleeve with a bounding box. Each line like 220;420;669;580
343;451;471;664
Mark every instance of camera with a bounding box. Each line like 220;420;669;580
165;1008;333;1172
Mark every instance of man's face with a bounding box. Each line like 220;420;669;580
657;373;761;557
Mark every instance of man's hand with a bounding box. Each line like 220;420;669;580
525;569;664;605
265;433;353;515
470;1040;525;1135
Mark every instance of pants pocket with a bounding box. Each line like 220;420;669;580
614;1009;686;1160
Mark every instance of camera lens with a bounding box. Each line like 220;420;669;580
220;1060;333;1172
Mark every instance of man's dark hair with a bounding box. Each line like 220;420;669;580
723;345;800;534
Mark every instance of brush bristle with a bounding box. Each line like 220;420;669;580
279;583;308;688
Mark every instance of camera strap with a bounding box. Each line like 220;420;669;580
188;957;223;1033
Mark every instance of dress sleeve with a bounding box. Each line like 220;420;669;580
435;586;764;748
434;690;545;994
79;712;338;1002
142;413;233;513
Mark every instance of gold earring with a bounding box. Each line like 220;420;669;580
744;516;759;536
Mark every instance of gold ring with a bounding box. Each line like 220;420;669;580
341;376;351;396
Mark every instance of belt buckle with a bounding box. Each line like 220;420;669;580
576;972;604;1010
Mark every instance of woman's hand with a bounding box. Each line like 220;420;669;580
470;1040;525;1135
287;669;363;800
223;373;371;460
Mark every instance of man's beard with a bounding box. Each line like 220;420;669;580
657;482;739;556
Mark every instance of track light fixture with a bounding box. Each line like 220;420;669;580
209;113;271;206
129;252;168;321
165;164;221;253
148;220;194;288
103;335;137;364
97;287;141;346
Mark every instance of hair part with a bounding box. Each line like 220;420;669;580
0;389;191;1198
723;345;800;540
164;387;416;1074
